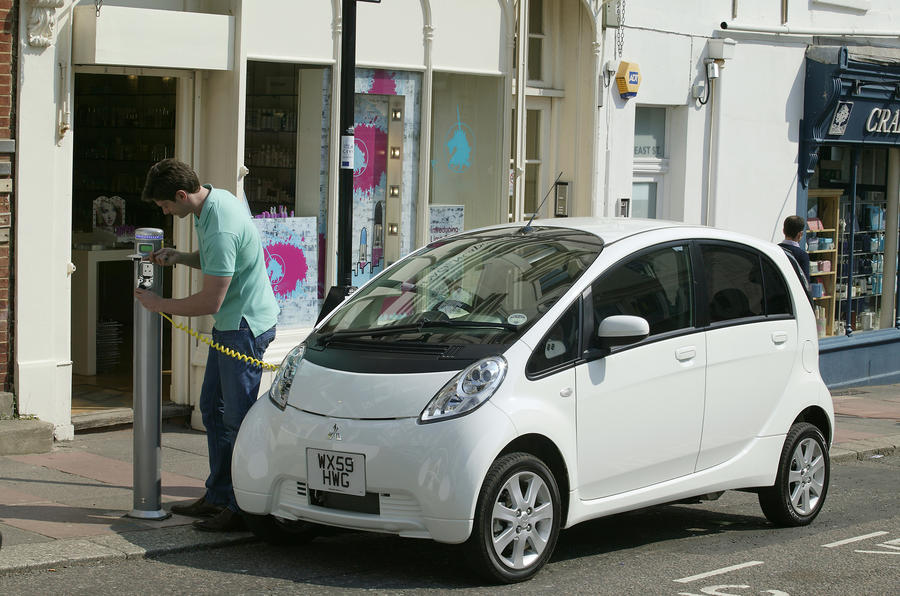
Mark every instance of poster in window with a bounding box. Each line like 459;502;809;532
429;205;464;242
254;217;319;328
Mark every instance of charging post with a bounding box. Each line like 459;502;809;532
127;227;170;520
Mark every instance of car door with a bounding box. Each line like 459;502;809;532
696;242;799;470
575;243;706;500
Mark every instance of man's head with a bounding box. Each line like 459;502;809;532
142;159;201;218
783;215;805;241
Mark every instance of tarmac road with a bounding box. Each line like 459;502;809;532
0;452;896;595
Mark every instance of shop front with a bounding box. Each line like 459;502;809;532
16;1;529;437
801;45;900;388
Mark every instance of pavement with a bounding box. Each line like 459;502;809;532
0;385;898;577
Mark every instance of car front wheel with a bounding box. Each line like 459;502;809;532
758;422;830;526
465;452;561;583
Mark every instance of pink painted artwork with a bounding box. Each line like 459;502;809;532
254;217;319;327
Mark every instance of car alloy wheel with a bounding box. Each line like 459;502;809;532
466;452;561;583
759;422;830;526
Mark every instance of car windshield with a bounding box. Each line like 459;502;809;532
317;227;604;345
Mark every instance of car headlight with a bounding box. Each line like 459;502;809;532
269;344;305;410
419;356;507;423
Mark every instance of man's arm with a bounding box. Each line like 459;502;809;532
134;273;231;316
150;248;201;269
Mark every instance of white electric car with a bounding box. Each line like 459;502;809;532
232;217;833;583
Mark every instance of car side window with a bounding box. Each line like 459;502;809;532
526;301;580;376
591;244;694;336
761;257;793;316
701;244;764;323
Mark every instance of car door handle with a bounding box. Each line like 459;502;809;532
675;346;696;361
559;387;573;398
772;331;788;345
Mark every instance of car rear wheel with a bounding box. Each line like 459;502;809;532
465;452;561;583
243;513;318;545
758;422;830;526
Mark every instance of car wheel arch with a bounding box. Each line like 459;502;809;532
497;433;571;526
792;406;832;445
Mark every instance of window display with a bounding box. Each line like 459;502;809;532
430;72;504;231
351;69;422;287
245;62;331;326
811;146;896;336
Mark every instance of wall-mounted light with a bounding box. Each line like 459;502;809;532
390;146;401;159
391;109;403;121
388;223;399;235
389;185;400;197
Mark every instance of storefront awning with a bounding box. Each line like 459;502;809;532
73;5;233;71
801;45;900;186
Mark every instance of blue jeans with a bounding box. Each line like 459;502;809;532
200;319;276;511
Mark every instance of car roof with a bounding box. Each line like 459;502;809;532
483;216;693;245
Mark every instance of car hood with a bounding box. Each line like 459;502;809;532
286;359;459;419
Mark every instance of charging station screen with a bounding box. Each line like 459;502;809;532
138;243;154;254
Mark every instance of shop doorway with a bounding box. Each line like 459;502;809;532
70;73;175;430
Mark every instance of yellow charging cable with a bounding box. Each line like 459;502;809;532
159;312;279;371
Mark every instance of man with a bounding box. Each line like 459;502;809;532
779;215;811;283
135;159;279;532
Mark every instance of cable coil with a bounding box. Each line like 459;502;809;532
159;312;279;371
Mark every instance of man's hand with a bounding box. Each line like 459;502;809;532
134;288;165;313
150;248;180;266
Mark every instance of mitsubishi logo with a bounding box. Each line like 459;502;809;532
327;424;342;441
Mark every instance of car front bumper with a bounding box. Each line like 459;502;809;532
232;397;516;544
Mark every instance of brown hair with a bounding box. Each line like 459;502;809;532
141;158;200;202
783;215;805;239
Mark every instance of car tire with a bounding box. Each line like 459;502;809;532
243;513;318;545
464;452;561;584
758;422;830;526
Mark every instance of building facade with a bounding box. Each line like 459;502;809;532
0;0;14;398
13;0;900;439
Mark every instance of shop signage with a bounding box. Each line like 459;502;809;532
865;108;900;134
828;102;853;136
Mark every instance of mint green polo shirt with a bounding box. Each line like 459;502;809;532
194;185;279;337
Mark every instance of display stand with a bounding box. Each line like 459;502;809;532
71;248;134;375
807;188;841;337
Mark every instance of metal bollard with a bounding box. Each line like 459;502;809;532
127;227;170;520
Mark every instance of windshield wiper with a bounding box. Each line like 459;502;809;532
317;319;518;345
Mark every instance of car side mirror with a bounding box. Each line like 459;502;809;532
583;315;651;361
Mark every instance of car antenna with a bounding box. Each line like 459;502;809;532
519;171;563;234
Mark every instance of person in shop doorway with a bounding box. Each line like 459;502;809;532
779;215;811;283
135;158;279;532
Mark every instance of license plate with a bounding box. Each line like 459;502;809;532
306;448;366;496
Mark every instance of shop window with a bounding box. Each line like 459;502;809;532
811;146;896;336
352;68;422;288
244;61;331;328
633;106;669;219
429;72;504;238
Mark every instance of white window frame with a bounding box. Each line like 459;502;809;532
526;0;550;88
633;106;671;219
523;97;552;219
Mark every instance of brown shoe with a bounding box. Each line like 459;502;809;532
192;508;246;532
170;494;225;518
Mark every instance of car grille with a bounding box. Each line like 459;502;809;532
277;479;423;520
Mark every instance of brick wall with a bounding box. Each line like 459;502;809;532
0;0;15;396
